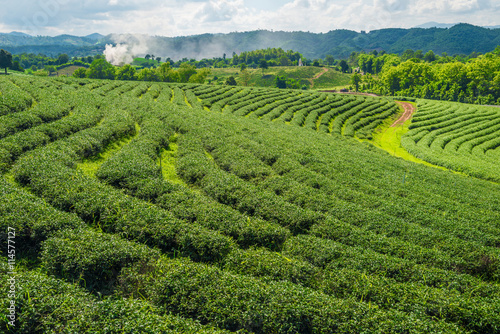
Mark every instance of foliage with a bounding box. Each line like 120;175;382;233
0;49;13;74
2;75;500;333
87;58;116;80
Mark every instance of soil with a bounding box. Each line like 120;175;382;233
391;102;415;127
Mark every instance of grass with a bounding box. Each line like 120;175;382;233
77;123;140;177
359;104;449;171
159;133;189;187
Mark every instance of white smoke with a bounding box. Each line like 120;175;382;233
103;33;235;64
104;44;133;65
103;34;152;65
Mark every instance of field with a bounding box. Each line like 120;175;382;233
401;99;500;182
1;75;500;333
208;66;352;90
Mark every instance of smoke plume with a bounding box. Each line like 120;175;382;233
103;34;151;65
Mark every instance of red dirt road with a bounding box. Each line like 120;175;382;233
391;102;415;127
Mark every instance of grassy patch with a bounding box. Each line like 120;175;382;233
77;123;140;177
159;133;189;187
359;107;451;172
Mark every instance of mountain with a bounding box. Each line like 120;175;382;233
415;22;500;29
85;33;105;41
414;22;458;29
1;24;499;59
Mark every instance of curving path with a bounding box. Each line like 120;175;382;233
391;102;415;127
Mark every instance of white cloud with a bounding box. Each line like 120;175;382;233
0;0;498;36
195;0;245;22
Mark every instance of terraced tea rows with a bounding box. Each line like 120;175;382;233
402;99;500;182
2;75;500;333
189;85;400;138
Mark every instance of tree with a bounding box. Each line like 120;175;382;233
240;69;251;86
240;63;247;72
116;64;137;81
339;60;349;73
259;59;268;73
424;50;436;62
0;49;13;74
137;68;158;81
45;65;56;75
72;68;87;78
189;68;211;84
156;57;161;63
225;76;237;86
278;55;290;66
178;63;197;82
11;61;23;72
87;59;115;80
324;55;335;66
275;75;288;89
350;72;362;92
57;54;69;65
145;54;151;60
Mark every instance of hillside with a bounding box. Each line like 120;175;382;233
209;66;351;90
1;23;499;59
2;75;500;332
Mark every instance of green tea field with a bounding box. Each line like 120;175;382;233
1;75;500;333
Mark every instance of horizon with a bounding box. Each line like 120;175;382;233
0;0;499;37
2;21;499;39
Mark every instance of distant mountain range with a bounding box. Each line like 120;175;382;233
414;22;500;29
1;24;499;60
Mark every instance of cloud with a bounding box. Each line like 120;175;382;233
0;0;498;37
195;0;245;22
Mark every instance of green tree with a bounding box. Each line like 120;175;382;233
275;75;287;89
324;55;335;66
116;64;137;81
45;65;57;75
240;63;247;72
225;76;237;86
137;68;159;81
0;49;13;74
339;60;349;73
350;72;362;92
87;59;115;80
424;50;436;62
177;63;197;82
240;69;251;86
189;68;211;84
72;68;87;78
11;61;23;72
259;59;268;74
278;55;290;66
156;62;182;82
57;54;69;65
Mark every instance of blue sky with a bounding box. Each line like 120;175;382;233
0;0;498;37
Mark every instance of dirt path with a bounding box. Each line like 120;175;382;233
308;67;329;87
391;102;415;127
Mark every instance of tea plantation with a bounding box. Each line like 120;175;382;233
1;75;499;333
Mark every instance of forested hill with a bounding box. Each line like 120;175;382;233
1;23;499;59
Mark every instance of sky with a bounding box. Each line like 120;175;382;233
0;0;499;37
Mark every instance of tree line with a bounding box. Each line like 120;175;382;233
350;47;500;105
73;59;210;84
